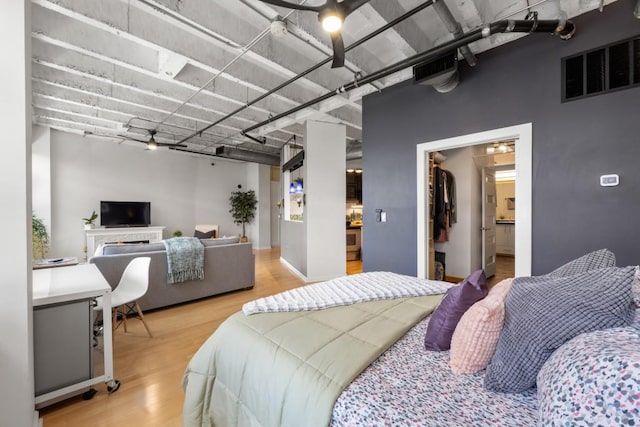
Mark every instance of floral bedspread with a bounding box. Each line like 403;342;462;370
331;315;537;426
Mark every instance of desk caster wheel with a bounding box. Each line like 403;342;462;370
107;379;121;394
82;389;97;400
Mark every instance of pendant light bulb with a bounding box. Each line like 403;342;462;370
289;182;296;194
296;179;303;193
321;14;342;33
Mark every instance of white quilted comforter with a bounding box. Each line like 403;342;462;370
243;271;452;315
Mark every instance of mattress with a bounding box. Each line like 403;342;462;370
332;314;538;426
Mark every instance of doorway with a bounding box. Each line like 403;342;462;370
416;123;532;280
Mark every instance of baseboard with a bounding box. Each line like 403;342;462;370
279;257;309;282
444;275;463;283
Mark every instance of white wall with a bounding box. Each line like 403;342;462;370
47;131;249;259
305;121;346;281
496;181;516;220
280;121;346;281
434;146;482;278
0;1;36;425
32;125;51;239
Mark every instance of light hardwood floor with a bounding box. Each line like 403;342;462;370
488;255;515;287
39;253;506;425
40;249;363;426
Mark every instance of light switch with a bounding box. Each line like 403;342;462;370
600;174;619;187
381;212;387;222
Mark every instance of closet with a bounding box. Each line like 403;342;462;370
428;151;456;281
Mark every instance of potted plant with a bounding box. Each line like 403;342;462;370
32;213;49;260
82;210;98;230
229;187;258;243
172;230;183;237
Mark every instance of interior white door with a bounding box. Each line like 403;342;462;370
482;168;497;278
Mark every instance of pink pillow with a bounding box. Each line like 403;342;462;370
449;278;514;374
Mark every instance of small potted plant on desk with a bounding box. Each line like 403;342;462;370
229;185;258;243
83;210;98;230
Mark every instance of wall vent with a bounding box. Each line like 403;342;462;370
413;52;459;93
562;35;640;102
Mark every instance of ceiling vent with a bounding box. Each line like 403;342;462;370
413;52;459;93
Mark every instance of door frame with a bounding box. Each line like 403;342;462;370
416;123;532;279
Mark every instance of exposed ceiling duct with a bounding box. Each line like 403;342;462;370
432;0;477;67
31;0;606;164
413;51;459;93
243;18;576;137
175;1;435;146
409;0;476;93
214;146;280;166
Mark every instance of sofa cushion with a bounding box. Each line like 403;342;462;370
544;248;616;278
101;242;166;255
449;278;514;374
200;236;240;246
194;229;216;239
484;265;636;393
537;324;640;425
424;269;487;351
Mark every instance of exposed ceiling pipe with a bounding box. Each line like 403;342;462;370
139;0;306;133
243;18;575;135
176;0;435;146
432;0;477;67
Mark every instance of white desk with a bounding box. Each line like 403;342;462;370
32;264;117;404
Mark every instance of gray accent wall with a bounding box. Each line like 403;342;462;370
362;0;640;275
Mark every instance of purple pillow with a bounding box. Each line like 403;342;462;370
424;269;488;351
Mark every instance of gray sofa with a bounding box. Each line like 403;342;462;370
89;238;255;311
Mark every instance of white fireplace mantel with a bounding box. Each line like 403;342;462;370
85;226;165;256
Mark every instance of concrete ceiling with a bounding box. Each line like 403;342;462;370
31;0;617;162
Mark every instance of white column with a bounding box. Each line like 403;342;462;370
247;163;271;249
305;121;346;281
0;0;36;425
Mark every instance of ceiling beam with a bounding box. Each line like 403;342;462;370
138;0;363;111
31;60;299;145
32;0;362;136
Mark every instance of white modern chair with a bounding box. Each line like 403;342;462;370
94;257;152;338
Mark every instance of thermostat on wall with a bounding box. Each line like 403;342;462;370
600;174;619;187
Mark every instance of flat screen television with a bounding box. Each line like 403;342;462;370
100;201;151;228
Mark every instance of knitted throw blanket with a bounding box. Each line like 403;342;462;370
162;237;205;284
242;271;452;315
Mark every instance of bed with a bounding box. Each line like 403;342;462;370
182;251;640;427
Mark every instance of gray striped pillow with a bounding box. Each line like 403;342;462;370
544;248;616;278
484;265;636;393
